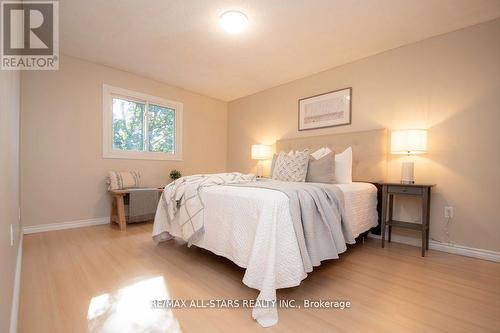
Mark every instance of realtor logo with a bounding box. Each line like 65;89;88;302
1;0;59;70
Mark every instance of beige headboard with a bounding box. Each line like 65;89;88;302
276;128;388;182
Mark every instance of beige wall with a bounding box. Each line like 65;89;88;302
0;70;21;332
227;19;500;252
21;55;227;227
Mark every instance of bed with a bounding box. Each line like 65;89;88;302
152;129;387;327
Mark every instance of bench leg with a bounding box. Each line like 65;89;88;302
116;195;126;231
110;197;117;223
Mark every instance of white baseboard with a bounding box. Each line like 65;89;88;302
23;217;110;235
10;232;23;333
368;233;500;263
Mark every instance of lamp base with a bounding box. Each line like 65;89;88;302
400;161;415;184
256;164;263;178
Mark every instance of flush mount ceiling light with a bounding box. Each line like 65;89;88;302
219;11;248;34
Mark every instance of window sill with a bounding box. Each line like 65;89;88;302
103;150;182;161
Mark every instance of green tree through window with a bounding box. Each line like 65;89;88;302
112;98;145;151
148;104;175;153
112;98;175;153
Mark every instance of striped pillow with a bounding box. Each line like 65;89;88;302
272;149;310;182
108;171;141;190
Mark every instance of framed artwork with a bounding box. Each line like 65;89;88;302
298;87;352;131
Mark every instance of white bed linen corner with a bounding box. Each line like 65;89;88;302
152;182;378;327
335;182;378;238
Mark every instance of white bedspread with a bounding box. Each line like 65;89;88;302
336;182;378;238
152;182;377;327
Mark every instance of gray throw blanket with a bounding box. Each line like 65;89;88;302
231;180;355;272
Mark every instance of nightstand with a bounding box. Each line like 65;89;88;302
380;183;435;257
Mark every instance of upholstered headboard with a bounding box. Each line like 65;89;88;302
275;128;388;182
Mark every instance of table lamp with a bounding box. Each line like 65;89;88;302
391;129;427;184
251;144;272;178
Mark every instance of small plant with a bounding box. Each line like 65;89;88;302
170;169;182;181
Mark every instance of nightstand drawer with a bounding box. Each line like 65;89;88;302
388;186;422;195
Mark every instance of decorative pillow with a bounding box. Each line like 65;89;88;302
335;147;353;183
272;149;310;182
108;171;141;190
310;147;332;160
306;150;335;183
270;153;277;176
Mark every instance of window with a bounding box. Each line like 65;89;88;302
103;85;182;160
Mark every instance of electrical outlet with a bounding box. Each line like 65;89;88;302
10;224;14;247
444;206;454;219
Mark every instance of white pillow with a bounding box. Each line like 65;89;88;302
335;147;352;183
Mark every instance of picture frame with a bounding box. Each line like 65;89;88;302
298;87;352;131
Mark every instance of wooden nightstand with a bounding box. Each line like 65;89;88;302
380;183;435;257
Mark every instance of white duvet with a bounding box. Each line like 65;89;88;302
152;182;377;327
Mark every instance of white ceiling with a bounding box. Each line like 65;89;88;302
60;0;500;101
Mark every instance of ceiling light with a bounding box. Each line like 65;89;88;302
219;11;248;34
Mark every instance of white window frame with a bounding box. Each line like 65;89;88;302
102;84;183;161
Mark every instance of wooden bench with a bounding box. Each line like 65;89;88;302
109;188;163;230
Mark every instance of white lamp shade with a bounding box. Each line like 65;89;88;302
251;144;272;160
391;129;427;155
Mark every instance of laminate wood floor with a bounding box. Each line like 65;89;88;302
18;223;500;333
